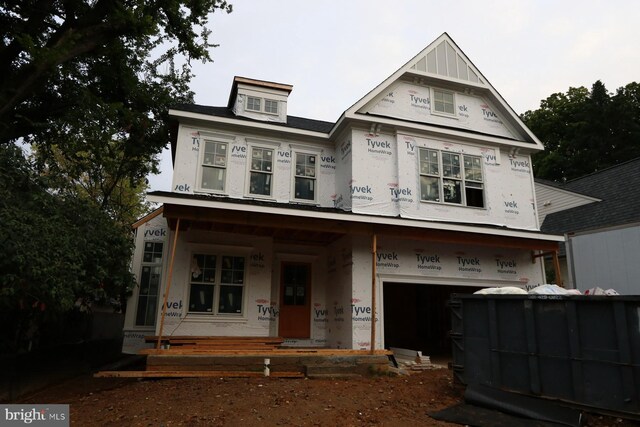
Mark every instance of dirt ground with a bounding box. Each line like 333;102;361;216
17;368;639;426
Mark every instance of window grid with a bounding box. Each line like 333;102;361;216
418;148;484;208
249;147;273;196
201;140;227;191
188;254;246;315
264;99;278;114
246;96;261;111
135;242;164;327
294;152;316;201
433;89;455;115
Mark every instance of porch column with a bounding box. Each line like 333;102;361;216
370;233;377;355
156;217;181;349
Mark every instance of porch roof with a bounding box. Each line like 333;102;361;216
147;191;563;251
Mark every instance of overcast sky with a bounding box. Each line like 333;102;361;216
149;0;640;191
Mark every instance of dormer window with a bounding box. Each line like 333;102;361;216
432;89;456;116
264;99;278;114
246;96;261;112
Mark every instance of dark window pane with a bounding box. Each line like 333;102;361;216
189;284;214;312
135;296;148;326
443;179;461;204
218;286;243;313
250;172;271;195
466;186;484;208
295;177;315;200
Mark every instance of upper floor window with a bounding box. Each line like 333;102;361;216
264;99;278;114
249;147;273;196
246;96;261;112
135;241;163;327
432;89;455;116
200;139;227;192
293;152;316;201
419;148;484;208
245;96;279;115
188;254;245;315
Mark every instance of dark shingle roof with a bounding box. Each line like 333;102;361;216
171;104;334;134
541;158;640;234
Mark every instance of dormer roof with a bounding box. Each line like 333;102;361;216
226;76;293;109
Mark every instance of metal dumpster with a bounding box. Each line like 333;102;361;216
450;294;640;417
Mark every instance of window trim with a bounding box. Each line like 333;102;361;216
244;95;279;115
196;133;234;194
418;147;485;209
134;240;164;328
291;149;319;204
431;88;457;118
245;140;280;199
186;251;248;318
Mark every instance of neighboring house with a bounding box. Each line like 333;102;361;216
122;33;563;356
537;158;640;294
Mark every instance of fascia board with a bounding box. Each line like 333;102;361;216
169;109;330;140
148;194;564;243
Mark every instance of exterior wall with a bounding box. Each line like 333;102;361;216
349;129;539;230
568;224;640;295
362;81;519;140
122;214;168;354
325;236;354;348
154;230;273;337
171;125;336;208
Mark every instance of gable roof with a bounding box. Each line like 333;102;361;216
340;33;544;149
541;158;640;234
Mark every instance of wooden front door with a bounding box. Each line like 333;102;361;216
278;262;311;338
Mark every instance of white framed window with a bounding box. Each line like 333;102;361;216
419;148;485;208
246;96;261;112
200;139;228;192
135;241;163;327
248;146;274;197
264;99;278;114
293;152;317;202
432;89;456;116
188;254;246;315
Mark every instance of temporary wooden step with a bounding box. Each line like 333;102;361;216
95;370;304;378
144;336;285;351
139;348;393;356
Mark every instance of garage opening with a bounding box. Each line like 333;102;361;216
383;282;479;357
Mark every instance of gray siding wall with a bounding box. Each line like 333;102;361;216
535;184;598;224
569;224;640;294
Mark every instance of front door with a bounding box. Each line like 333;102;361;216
278;262;311;338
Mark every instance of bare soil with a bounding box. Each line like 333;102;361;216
17;368;639;426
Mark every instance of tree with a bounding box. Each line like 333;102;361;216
1;0;232;144
522;81;640;182
0;144;135;353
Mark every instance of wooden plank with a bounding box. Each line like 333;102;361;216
95;371;305;378
139;348;392;356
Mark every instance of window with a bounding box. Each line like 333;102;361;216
188;254;245;315
264;99;278;114
433;89;455;115
135;242;163;327
419;148;484;208
246;96;261;111
246;96;278;114
201;140;227;191
249;147;273;196
293;152;316;201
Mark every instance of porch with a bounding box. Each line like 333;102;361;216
97;336;393;378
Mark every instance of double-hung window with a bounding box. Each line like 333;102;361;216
249;147;273;196
264;99;278;114
201;139;228;192
135;242;163;327
188;254;246;315
419;148;485;208
293;152;316;201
